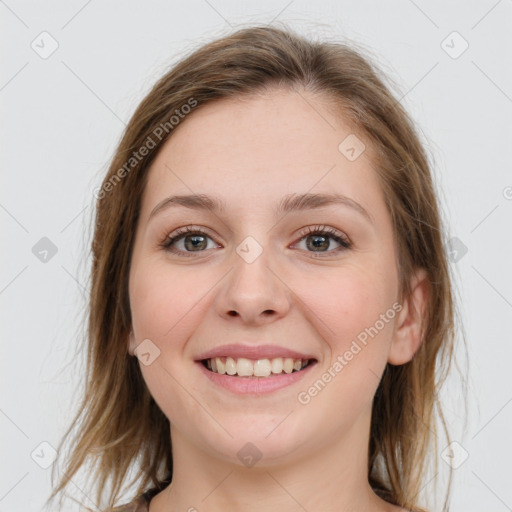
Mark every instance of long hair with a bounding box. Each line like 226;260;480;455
47;24;459;512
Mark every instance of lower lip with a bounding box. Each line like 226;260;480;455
196;360;317;394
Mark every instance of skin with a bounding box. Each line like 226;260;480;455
127;86;428;512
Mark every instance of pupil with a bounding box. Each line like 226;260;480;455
308;235;328;251
185;235;206;251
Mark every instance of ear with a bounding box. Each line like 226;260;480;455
388;268;429;365
128;329;137;356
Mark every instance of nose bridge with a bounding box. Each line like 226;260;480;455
216;233;290;323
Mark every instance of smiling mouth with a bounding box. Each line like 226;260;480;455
200;356;317;378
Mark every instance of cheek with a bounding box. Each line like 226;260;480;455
129;260;208;340
290;268;399;437
129;262;210;422
306;267;396;346
297;264;398;410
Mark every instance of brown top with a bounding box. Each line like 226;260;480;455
109;487;158;512
110;495;148;511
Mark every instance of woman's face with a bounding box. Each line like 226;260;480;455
128;87;410;467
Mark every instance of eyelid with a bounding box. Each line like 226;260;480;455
294;224;350;244
166;225;217;240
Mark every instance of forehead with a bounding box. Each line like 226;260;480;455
141;87;383;217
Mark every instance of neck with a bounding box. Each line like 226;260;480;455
149;406;392;512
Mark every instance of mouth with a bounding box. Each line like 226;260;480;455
200;356;317;378
196;356;318;394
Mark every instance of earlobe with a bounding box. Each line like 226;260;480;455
388;268;429;365
128;329;137;356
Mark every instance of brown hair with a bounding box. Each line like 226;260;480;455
47;23;459;512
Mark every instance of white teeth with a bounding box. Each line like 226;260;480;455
253;359;271;377
205;356;310;377
271;358;283;374
236;358;253;377
225;357;237;375
283;358;294;374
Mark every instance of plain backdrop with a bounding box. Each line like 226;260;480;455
1;1;511;511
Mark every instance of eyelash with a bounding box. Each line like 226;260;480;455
159;225;352;258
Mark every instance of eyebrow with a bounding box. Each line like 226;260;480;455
148;192;373;224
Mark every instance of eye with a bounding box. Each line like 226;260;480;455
159;224;351;258
159;226;220;257
292;225;351;255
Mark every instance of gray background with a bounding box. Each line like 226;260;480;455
1;1;511;511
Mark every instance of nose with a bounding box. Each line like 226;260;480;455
214;247;291;326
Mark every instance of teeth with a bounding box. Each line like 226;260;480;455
205;357;310;377
271;358;283;374
283;358;294;374
226;357;237;375
254;359;270;377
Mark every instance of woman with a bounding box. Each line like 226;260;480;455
47;24;456;512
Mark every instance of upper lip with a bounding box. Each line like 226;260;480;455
195;344;317;361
